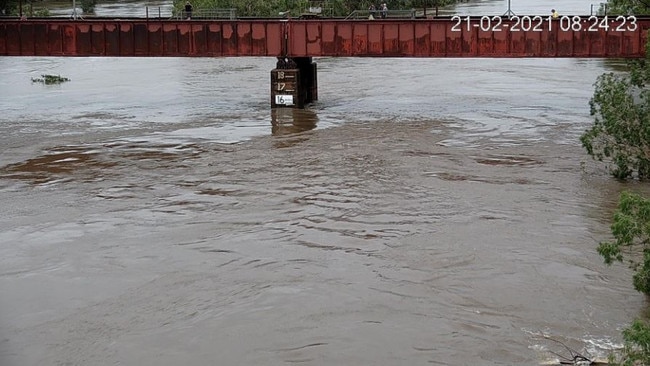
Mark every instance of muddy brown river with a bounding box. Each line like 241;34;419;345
1;1;650;365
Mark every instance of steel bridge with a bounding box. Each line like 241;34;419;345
2;15;649;107
2;16;649;58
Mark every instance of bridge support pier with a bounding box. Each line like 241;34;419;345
271;57;317;109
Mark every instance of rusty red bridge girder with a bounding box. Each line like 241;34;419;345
2;16;650;58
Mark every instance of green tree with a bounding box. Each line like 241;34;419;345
599;191;650;365
587;4;650;364
601;0;650;14
173;0;457;18
80;0;97;14
616;319;650;365
580;58;650;180
1;0;19;15
599;191;650;294
1;0;51;16
175;0;304;18
580;0;650;180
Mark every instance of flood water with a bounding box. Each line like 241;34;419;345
1;0;649;365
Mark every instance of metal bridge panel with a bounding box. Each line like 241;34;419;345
189;24;202;55
147;23;163;56
509;30;525;56
19;22;34;55
90;23;105;55
105;23;121;56
47;24;63;55
352;23;368;55
368;23;383;54
33;23;50;55
251;22;268;56
413;23;430;56
430;22;447;56
541;28;557;56
524;31;540;56
605;33;622;56
336;22;352;55
573;30;590;56
108;23;120;55
464;27;477;56
222;23;238;56
492;27;508;56
3;18;650;58
445;26;463;56
76;24;92;55
642;26;650;56
588;30;605;57
0;24;5;55
305;22;321;56
61;24;76;55
133;23;149;56
321;21;340;56
177;24;191;55
477;28;493;56
291;22;308;56
383;23;399;55
267;22;283;56
118;23;133;55
207;23;223;56
557;30;573;56
7;23;28;55
163;24;179;56
320;21;335;55
237;22;252;55
608;20;624;57
399;23;414;55
623;31;640;57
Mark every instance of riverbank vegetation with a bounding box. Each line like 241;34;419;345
580;40;650;180
584;0;650;363
597;191;650;365
580;0;650;180
2;0;456;18
171;0;459;18
3;0;96;16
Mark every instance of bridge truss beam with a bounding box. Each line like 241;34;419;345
2;16;650;58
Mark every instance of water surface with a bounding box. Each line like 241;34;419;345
0;0;647;365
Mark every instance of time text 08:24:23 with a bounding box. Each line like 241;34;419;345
450;15;638;33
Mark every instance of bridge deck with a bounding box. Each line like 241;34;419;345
2;16;649;57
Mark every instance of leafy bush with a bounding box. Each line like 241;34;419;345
172;0;458;18
33;8;50;17
598;191;650;293
580;65;650;180
611;319;650;366
80;0;96;14
599;192;650;365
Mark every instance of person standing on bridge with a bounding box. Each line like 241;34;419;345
380;3;387;18
184;1;193;19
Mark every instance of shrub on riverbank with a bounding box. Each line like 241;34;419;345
599;191;650;365
585;1;650;361
171;0;460;18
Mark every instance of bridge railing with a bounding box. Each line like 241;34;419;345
172;8;237;20
344;9;416;20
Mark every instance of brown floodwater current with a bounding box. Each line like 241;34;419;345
2;1;650;365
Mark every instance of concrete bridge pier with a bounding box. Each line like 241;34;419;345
271;57;317;109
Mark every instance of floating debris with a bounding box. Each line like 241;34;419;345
31;74;70;85
533;331;611;365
